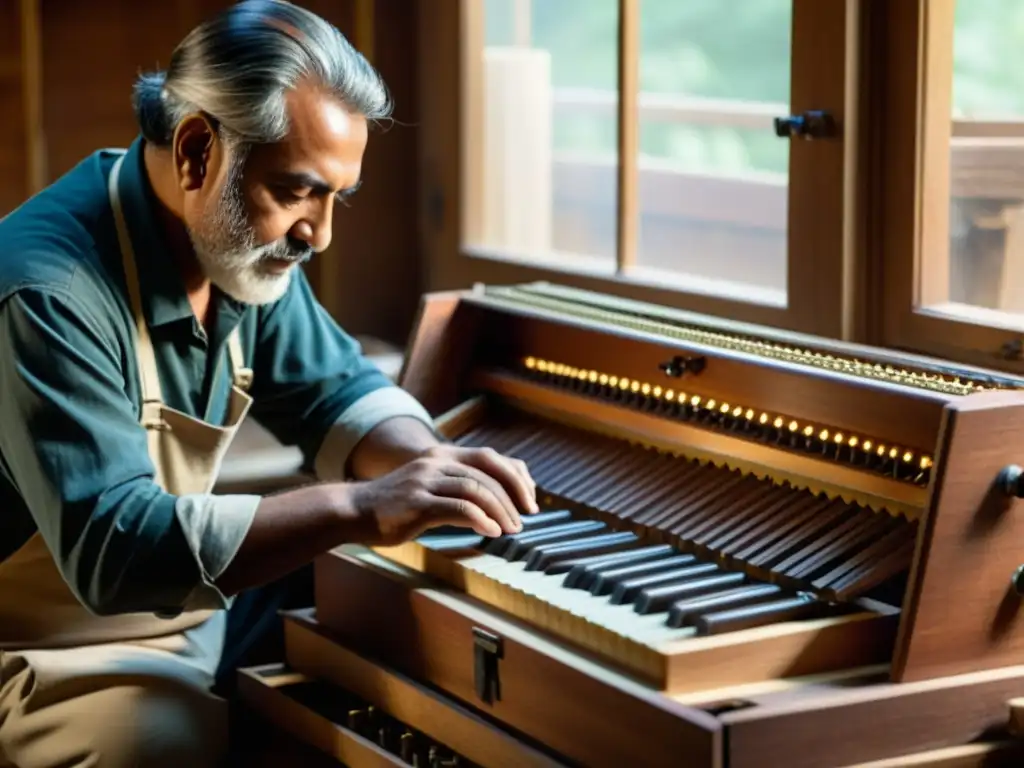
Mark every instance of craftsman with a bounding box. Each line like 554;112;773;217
0;2;537;765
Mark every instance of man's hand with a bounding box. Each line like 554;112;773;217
345;445;539;546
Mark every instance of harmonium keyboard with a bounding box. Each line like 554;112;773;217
239;283;1024;767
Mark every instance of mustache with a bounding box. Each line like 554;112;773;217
260;236;315;265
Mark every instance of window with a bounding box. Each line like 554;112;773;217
880;0;1024;371
419;0;858;336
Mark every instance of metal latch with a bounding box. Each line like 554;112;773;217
472;627;503;705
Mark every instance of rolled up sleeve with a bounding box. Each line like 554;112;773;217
248;270;434;479
313;386;434;481
0;287;256;616
173;494;259;612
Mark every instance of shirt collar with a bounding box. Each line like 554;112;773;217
114;135;247;329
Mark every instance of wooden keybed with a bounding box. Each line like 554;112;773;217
276;282;1024;766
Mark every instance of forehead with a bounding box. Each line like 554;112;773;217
246;83;368;187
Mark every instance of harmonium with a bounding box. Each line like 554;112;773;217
238;282;1024;767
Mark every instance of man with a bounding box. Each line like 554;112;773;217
0;2;537;765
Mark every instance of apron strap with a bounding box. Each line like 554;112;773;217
226;328;254;392
107;154;165;409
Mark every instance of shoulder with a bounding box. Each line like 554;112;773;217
0;150;123;312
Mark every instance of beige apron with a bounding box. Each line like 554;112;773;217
0;153;254;767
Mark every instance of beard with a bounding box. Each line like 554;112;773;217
186;154;314;306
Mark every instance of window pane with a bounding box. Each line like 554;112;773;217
930;0;1024;322
467;0;619;268
633;0;791;304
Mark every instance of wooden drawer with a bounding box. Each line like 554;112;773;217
245;626;567;767
237;664;419;766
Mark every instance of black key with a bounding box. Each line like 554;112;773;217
519;509;575;530
504;520;607;560
417;530;486;552
634;572;747;614
609;563;720;605
694;594;829;636
483;518;584;556
589;554;701;596
548;542;662;580
666;584;784;628
560;544;676;587
525;532;639;572
485;520;605;558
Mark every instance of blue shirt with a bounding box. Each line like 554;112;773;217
0;137;432;616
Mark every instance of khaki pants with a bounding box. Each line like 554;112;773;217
0;569;309;767
0;651;227;768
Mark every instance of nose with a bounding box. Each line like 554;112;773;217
291;201;333;252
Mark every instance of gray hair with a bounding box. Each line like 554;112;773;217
132;0;391;147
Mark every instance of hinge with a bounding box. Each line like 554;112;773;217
472;626;503;705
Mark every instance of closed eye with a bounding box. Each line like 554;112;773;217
335;180;362;207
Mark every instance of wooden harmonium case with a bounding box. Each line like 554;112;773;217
388;282;1024;688
308;282;1024;767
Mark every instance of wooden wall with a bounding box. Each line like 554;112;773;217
0;0;422;346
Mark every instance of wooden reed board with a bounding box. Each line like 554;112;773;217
895;390;1024;682
374;538;899;694
235;665;405;767
718;661;1024;768
471;372;928;519
465;300;950;453
312;546;723;768
486;282;1024;388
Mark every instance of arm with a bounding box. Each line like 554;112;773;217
0;287;362;612
242;270;535;508
348;416;441;480
245;269;440;482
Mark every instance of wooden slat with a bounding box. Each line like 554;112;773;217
615;0;639;274
786;0;858;339
353;0;374;63
915;0;955;308
19;0;44;196
0;2;27;215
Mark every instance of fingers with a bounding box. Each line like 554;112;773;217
423;492;502;538
456;447;539;516
431;473;520;535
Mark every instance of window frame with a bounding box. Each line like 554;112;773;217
416;0;868;339
877;0;1024;374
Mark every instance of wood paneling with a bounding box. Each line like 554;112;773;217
0;2;30;215
39;0;231;180
306;0;423;344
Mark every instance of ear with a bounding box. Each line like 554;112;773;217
171;114;220;193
